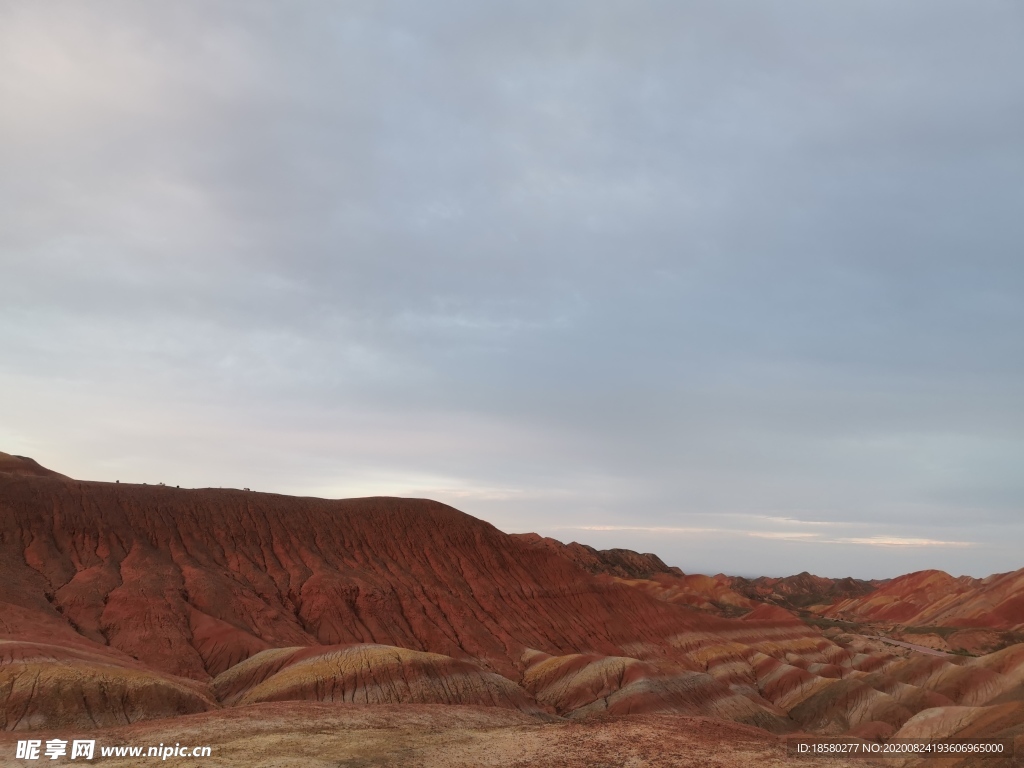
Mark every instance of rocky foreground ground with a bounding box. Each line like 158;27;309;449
1;703;890;768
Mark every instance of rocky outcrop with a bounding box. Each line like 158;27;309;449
212;644;545;714
0;640;214;731
521;650;791;732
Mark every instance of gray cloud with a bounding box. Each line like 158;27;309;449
2;1;1022;577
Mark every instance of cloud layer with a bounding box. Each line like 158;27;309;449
2;1;1022;577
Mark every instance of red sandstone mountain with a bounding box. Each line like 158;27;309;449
2;458;1024;762
730;572;884;611
0;451;69;480
820;568;1024;630
0;469;802;731
509;533;684;579
512;536;884;620
514;533;758;615
0;474;739;683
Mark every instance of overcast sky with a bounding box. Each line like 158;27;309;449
2;1;1022;578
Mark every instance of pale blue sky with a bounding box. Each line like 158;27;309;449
2;1;1022;577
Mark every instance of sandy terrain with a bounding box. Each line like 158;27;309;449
0;703;886;768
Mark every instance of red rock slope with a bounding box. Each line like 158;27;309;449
0;639;214;730
211;643;545;714
0;452;69;479
509;533;684;579
0;473;738;685
821;569;1024;630
513;533;757;615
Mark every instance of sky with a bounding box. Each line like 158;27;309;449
1;1;1022;579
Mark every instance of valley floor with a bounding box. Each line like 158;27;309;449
0;703;885;768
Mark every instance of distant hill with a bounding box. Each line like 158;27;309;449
729;571;885;611
510;533;683;579
819;568;1024;631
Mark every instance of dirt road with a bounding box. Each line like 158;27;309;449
875;636;951;657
